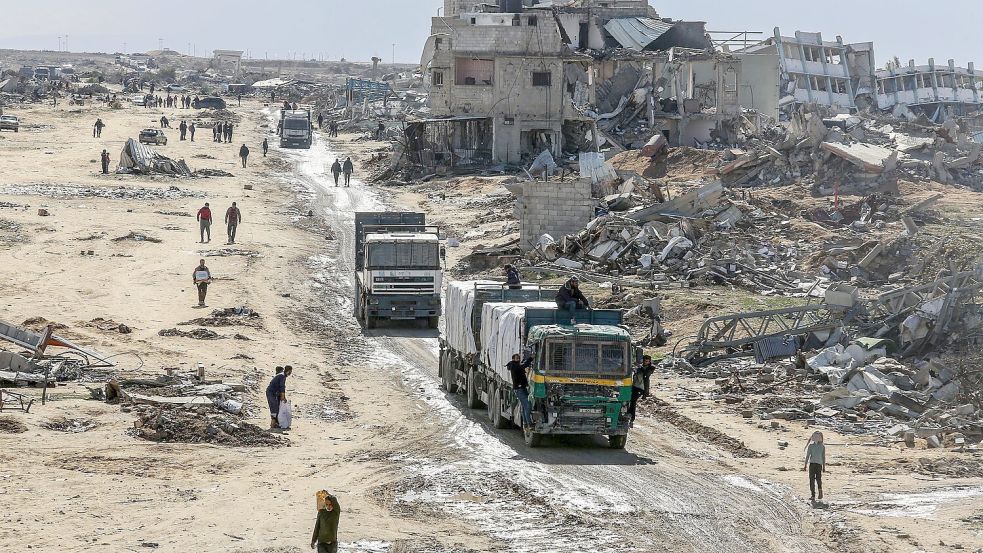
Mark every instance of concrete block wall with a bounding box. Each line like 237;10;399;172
513;179;594;250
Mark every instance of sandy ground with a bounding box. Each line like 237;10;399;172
0;95;979;553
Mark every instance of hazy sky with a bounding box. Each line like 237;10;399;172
2;1;980;68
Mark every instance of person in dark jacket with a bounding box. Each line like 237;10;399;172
265;365;292;429
331;159;342;186
628;355;655;426
505;264;521;290
262;138;269;157
311;490;341;552
179;120;188;141
555;277;590;323
342;157;354;187
239;144;250;168
100;150;111;174
507;353;534;427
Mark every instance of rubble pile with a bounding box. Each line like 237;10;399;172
178;306;262;328
667;338;983;447
715;110;983;194
132;405;284;447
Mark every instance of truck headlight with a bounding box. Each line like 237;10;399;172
369;299;380;305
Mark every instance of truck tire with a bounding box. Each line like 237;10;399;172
466;368;481;409
365;315;377;329
427;316;439;330
489;385;509;429
524;428;544;448
608;434;628;449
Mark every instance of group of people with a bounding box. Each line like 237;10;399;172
330;158;355;187
214;121;235;143
196;201;243;245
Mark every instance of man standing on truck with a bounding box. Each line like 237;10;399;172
507;353;534;428
505;264;522;290
555;277;590;323
197;202;212;243
331;159;342;187
628;355;655;426
342;157;354;187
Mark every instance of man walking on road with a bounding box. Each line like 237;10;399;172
507;353;534;428
93;118;105;138
189;122;196;142
239;144;250;168
179;120;188;141
331;159;342;187
225;202;242;244
100;150;111;174
262;138;269;157
226;122;234;143
311;490;341;553
197;202;212;243
342;157;354;187
193;259;212;308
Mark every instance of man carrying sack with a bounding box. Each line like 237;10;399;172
311;490;341;552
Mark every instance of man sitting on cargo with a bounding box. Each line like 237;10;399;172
507;353;534;428
555;277;590;324
505;264;521;290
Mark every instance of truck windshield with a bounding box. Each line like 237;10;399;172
545;341;628;376
283;119;309;130
367;242;440;269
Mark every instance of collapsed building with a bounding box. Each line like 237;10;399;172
412;0;780;169
738;28;983;125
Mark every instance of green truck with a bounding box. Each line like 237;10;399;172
439;281;636;448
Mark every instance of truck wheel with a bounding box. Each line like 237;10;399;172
489;385;508;429
524;428;544;448
443;355;458;394
608;435;628;449
365;315;377;329
427;316;439;330
466;368;481;409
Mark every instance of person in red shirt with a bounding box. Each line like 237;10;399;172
225;202;242;245
197;203;212;243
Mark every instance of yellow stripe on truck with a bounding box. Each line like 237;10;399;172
531;375;628;387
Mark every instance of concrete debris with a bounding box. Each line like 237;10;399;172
132;406;284;447
118;138;192;176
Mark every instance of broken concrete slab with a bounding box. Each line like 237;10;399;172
820;141;897;173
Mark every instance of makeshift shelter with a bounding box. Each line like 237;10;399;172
118;138;192;176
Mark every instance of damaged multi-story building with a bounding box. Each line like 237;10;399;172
739;28;983;125
411;0;780;168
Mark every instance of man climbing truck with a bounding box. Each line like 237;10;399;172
439;281;636;448
354;212;443;329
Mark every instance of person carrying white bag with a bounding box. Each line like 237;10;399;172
265;365;293;430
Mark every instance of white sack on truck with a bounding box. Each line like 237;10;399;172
480;302;555;382
444;280;497;355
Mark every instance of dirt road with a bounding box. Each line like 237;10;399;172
280;122;827;553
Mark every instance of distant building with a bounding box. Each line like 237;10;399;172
213;50;244;75
415;0;773;165
876;59;983;120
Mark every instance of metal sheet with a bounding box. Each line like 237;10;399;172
604;18;674;51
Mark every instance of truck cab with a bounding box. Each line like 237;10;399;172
523;312;634;448
280;109;312;149
354;213;443;329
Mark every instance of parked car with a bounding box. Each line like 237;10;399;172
195;96;227;110
131;95;147;107
139;128;167;145
165;84;186;93
0;115;19;132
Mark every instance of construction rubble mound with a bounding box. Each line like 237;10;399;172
118;138;192;177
